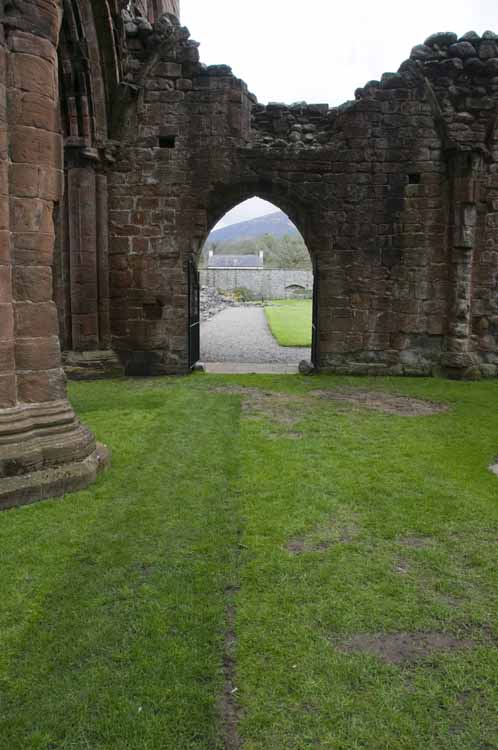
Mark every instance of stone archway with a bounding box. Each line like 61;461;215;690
196;194;316;370
106;34;489;381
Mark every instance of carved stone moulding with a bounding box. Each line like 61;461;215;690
0;401;110;510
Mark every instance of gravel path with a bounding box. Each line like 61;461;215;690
200;306;310;364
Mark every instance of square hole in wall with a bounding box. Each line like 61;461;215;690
159;135;176;148
407;173;421;185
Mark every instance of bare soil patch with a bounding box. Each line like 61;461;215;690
210;386;307;427
398;535;435;549
335;632;475;664
211;385;448;423
393;558;411;575
220;604;241;750
310;388;448;416
287;519;360;555
267;431;303;441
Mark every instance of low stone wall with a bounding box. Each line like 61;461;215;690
200;269;313;300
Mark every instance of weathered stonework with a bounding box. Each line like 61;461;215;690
200;269;314;301
2;3;498;505
0;0;111;507
107;23;498;379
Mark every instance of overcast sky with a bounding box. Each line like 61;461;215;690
181;0;498;227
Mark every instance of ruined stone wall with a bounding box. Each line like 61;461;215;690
106;28;436;375
108;27;253;374
106;26;498;378
200;269;314;300
407;31;498;377
247;96;448;376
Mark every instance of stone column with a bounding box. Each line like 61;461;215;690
67;166;99;351
0;4;108;508
61;159;121;379
442;151;482;379
0;23;16;410
97;173;111;349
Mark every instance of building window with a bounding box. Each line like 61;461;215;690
159;135;176;149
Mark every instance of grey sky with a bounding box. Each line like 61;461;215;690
183;0;498;227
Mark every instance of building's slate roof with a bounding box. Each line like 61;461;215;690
208;255;263;269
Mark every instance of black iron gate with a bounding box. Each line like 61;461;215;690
187;259;200;368
311;265;319;369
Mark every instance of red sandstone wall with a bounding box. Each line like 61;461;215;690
472;159;498;376
8;16;66;403
0;1;100;508
107;34;449;376
105;26;498;378
0;21;15;407
4;9;498;382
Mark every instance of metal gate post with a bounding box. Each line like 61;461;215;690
187;259;200;368
311;264;319;370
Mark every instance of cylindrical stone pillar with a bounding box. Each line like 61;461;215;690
0;1;108;508
9;25;71;403
0;29;16;409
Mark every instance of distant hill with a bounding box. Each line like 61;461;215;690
209;211;299;245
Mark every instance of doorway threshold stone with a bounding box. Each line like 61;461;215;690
201;362;301;374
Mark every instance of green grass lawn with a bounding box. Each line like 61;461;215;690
2;374;498;749
264;299;312;346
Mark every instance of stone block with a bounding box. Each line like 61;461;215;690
0;373;16;407
12;198;53;234
0;49;6;87
0;128;7;160
0;339;15;372
10;127;62;168
111;223;142;237
39;167;62;201
9;53;57;99
13;232;54;266
0;265;12;299
9;31;57;63
15;337;60;370
0;303;14;339
0;231;11;264
0;161;8;196
14;301;58;338
132;237;149;253
10;91;58;131
10;164;39;197
17;369;66;403
155;62;182;77
72;314;99;339
109;237;131;255
14;266;52;302
0;195;9;231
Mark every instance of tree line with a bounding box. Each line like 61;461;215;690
200;234;312;270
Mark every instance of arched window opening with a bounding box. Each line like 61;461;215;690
192;198;316;373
